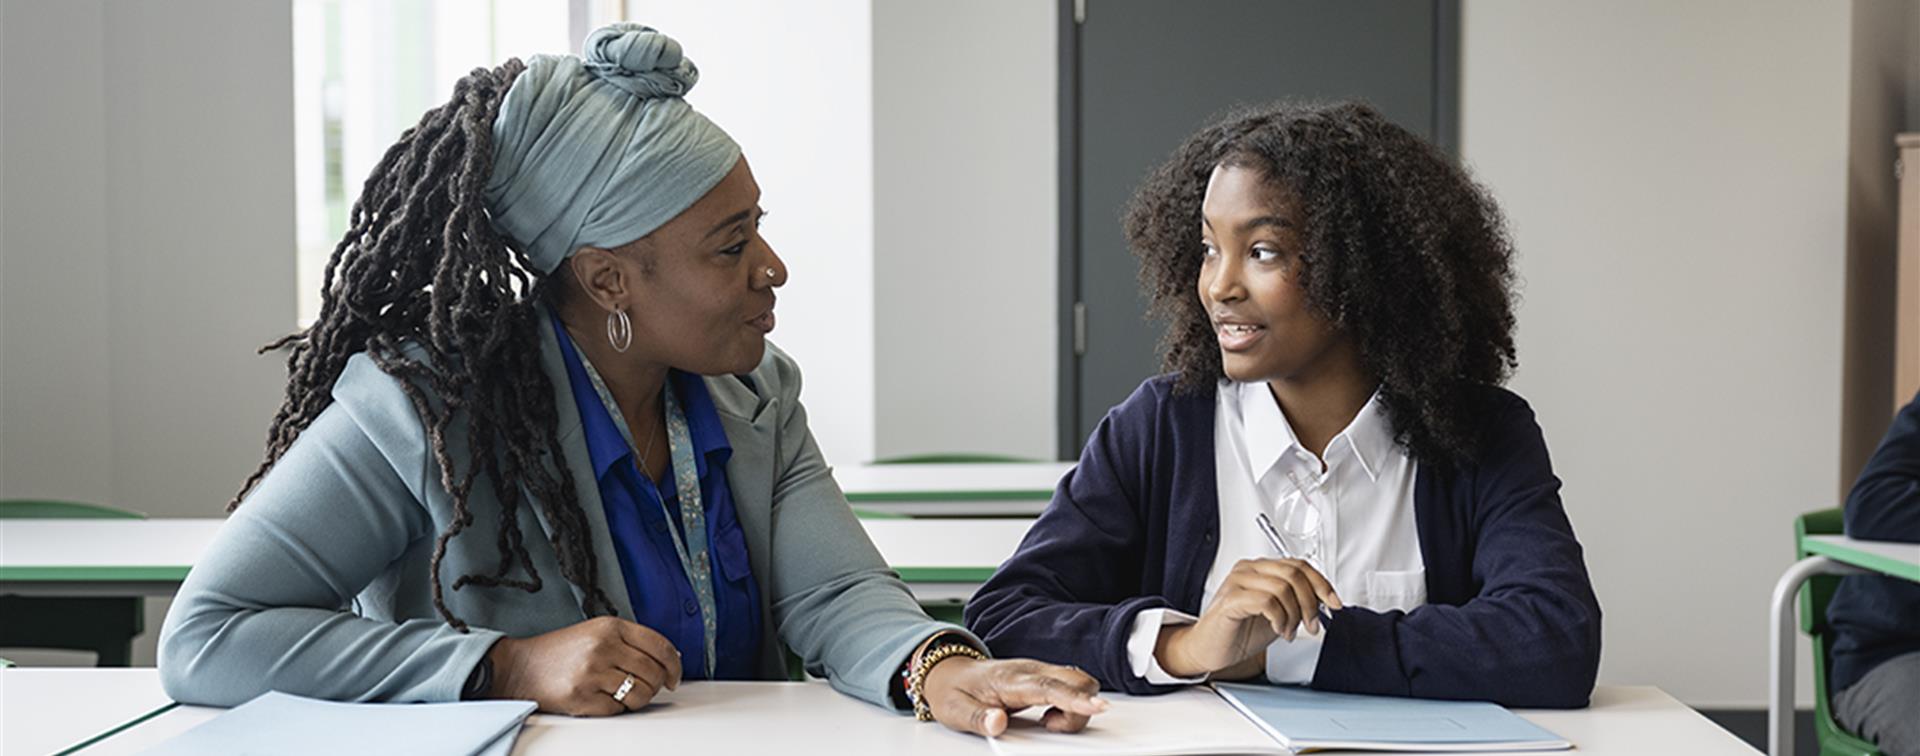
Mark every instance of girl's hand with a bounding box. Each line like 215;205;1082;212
485;616;684;716
1156;558;1342;678
920;657;1110;737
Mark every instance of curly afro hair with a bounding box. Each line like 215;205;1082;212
1124;101;1518;469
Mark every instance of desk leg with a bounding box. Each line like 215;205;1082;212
1769;556;1869;756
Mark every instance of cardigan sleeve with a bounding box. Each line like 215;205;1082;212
1845;389;1920;542
1310;391;1603;708
965;380;1189;695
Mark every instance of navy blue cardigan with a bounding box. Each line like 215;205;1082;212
1827;389;1920;693
965;377;1602;708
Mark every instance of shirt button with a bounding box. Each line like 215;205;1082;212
683;599;698;615
652;519;668;533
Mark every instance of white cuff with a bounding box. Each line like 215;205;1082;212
1263;627;1324;684
1126;608;1207;685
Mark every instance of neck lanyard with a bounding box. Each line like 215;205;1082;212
577;357;719;678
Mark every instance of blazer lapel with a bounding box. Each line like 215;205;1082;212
524;309;636;622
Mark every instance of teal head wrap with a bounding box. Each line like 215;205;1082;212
485;23;742;274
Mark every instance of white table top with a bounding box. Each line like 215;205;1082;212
859;519;1032;571
59;678;1753;756
0;517;1032;579
833;462;1074;497
0;669;174;756
2;519;218;572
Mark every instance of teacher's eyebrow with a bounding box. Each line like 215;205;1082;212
703;208;755;241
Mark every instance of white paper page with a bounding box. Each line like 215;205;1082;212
986;687;1288;756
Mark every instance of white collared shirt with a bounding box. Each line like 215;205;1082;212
1126;380;1426;685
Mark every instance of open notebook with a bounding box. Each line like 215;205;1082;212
139;691;538;756
989;683;1570;756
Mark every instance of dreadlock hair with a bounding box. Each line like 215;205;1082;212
1125;101;1519;470
233;59;619;631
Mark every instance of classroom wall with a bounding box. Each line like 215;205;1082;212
620;0;878;467
615;0;1062;465
1;0;294;513
0;0;11;496
620;0;1062;465
2;0;115;511
1460;0;1854;707
872;0;1058;462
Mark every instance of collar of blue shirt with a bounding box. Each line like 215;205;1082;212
550;313;733;484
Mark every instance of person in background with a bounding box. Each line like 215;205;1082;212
1828;389;1920;756
966;101;1601;707
159;23;1105;737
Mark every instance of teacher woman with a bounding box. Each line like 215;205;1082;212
158;23;1105;738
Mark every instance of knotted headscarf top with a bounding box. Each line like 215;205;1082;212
485;23;741;274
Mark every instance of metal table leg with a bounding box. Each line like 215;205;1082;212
1769;556;1869;756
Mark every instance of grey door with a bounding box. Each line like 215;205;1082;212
1061;0;1458;456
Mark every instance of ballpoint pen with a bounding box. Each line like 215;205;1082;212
1254;511;1294;560
1255;511;1333;628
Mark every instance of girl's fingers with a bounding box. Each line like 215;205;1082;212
1280;572;1322;635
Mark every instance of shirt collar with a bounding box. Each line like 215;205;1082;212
1239;380;1300;483
1237;381;1395;483
1337;392;1396;482
550;312;732;482
669;368;733;479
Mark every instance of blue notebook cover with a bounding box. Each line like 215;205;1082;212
139;691;537;756
1213;682;1571;753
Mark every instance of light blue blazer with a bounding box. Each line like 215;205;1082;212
159;311;963;708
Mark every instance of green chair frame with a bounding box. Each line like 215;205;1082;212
0;500;148;667
1796;509;1882;756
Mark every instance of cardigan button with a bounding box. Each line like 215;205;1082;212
683;599;699;615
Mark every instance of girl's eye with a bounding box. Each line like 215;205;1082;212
1252;246;1282;263
720;243;747;256
1200;241;1219;257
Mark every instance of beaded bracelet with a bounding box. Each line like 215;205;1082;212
897;631;969;707
906;641;989;722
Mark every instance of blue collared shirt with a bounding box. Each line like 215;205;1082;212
551;317;763;679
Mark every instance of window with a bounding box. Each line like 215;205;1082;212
290;0;580;325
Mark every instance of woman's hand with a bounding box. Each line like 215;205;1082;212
1156;558;1342;679
485;616;684;716
920;657;1110;737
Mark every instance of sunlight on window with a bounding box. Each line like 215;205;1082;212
291;0;573;326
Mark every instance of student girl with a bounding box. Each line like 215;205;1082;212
159;23;1105;737
966;101;1602;707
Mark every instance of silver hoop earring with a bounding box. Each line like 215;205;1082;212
606;309;632;353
